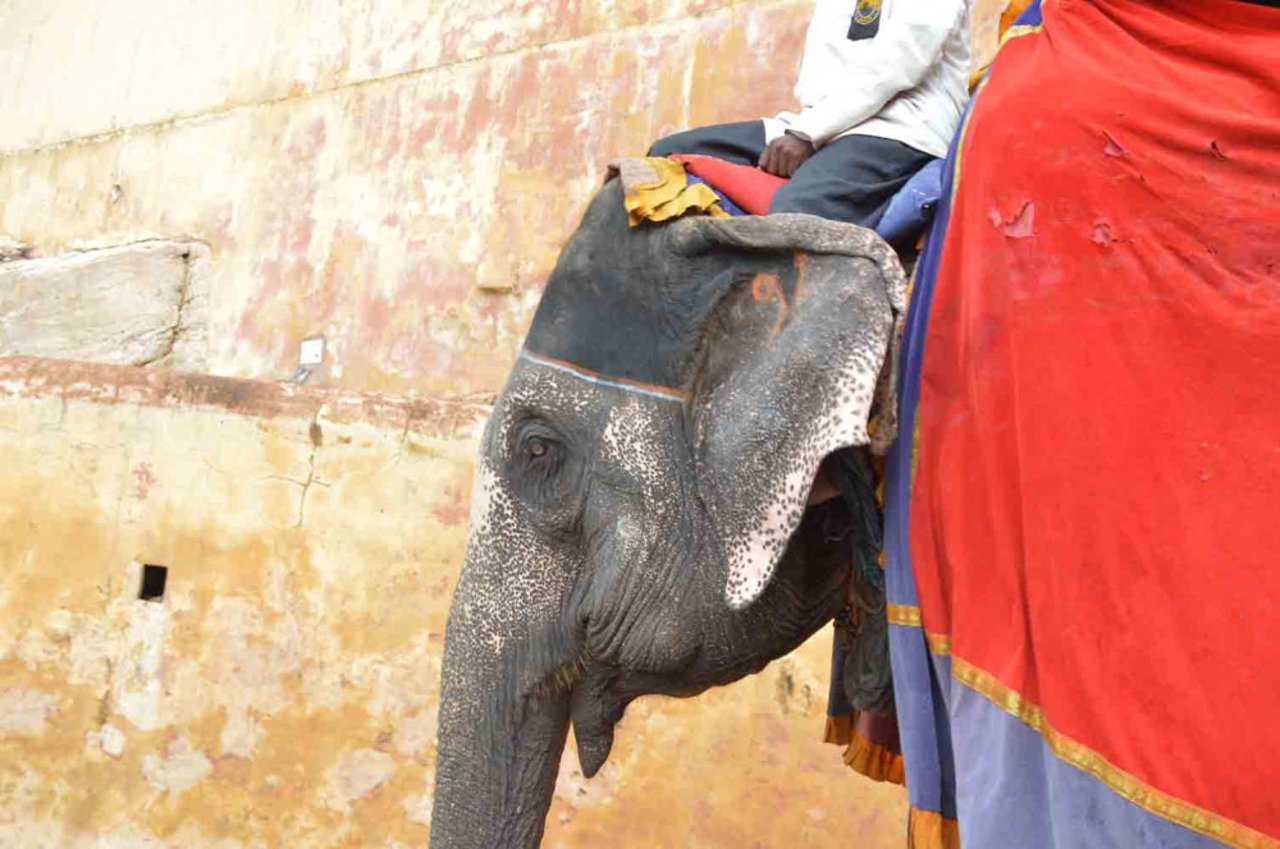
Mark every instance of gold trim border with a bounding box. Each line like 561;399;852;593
949;654;1279;849
888;603;922;627
999;22;1043;47
886;603;952;655
887;602;1274;844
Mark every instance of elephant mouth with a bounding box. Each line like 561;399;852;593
567;664;628;778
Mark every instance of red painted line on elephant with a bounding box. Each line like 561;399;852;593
519;350;688;401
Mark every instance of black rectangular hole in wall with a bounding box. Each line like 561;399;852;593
139;564;168;602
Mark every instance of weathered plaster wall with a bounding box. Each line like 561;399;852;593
0;359;907;847
0;2;1013;845
0;0;1009;397
1;0;815;396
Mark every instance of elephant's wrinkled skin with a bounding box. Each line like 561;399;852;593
430;180;902;848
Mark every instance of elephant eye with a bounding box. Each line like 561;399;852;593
508;421;577;519
518;432;563;476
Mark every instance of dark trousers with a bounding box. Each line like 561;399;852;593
648;120;932;228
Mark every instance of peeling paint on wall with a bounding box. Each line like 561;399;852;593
0;1;1012;398
0;2;813;399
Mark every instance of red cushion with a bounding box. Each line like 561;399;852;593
671;154;788;216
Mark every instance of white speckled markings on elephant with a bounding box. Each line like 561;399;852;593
708;252;896;609
457;454;569;661
601;397;676;525
456;364;629;661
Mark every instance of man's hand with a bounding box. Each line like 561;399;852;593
758;134;815;178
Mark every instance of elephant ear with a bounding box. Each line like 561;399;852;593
670;214;906;609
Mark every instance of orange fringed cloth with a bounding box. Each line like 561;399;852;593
824;710;905;785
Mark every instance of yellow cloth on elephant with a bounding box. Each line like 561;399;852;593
610;157;730;227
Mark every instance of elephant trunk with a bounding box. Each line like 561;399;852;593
431;453;584;847
430;611;572;849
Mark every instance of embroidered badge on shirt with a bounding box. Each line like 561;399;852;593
848;0;882;40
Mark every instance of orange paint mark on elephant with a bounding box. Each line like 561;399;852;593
751;272;789;340
793;253;812;304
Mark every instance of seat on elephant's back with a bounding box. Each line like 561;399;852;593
621;152;944;253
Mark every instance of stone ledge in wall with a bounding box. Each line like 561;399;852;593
0;239;211;371
0;356;491;434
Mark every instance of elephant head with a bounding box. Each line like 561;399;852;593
430;179;904;848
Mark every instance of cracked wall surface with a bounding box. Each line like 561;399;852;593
0;359;908;848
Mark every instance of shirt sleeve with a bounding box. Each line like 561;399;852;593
787;0;967;147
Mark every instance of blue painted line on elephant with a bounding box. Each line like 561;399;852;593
518;350;687;403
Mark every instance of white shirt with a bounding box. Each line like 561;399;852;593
766;0;972;158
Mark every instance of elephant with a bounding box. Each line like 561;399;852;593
430;178;907;848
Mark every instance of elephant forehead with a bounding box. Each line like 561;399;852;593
498;356;686;441
498;360;614;427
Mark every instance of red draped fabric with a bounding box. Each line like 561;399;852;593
909;0;1280;841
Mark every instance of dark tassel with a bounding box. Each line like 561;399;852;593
826;446;894;715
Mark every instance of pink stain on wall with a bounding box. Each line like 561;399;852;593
132;463;157;500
